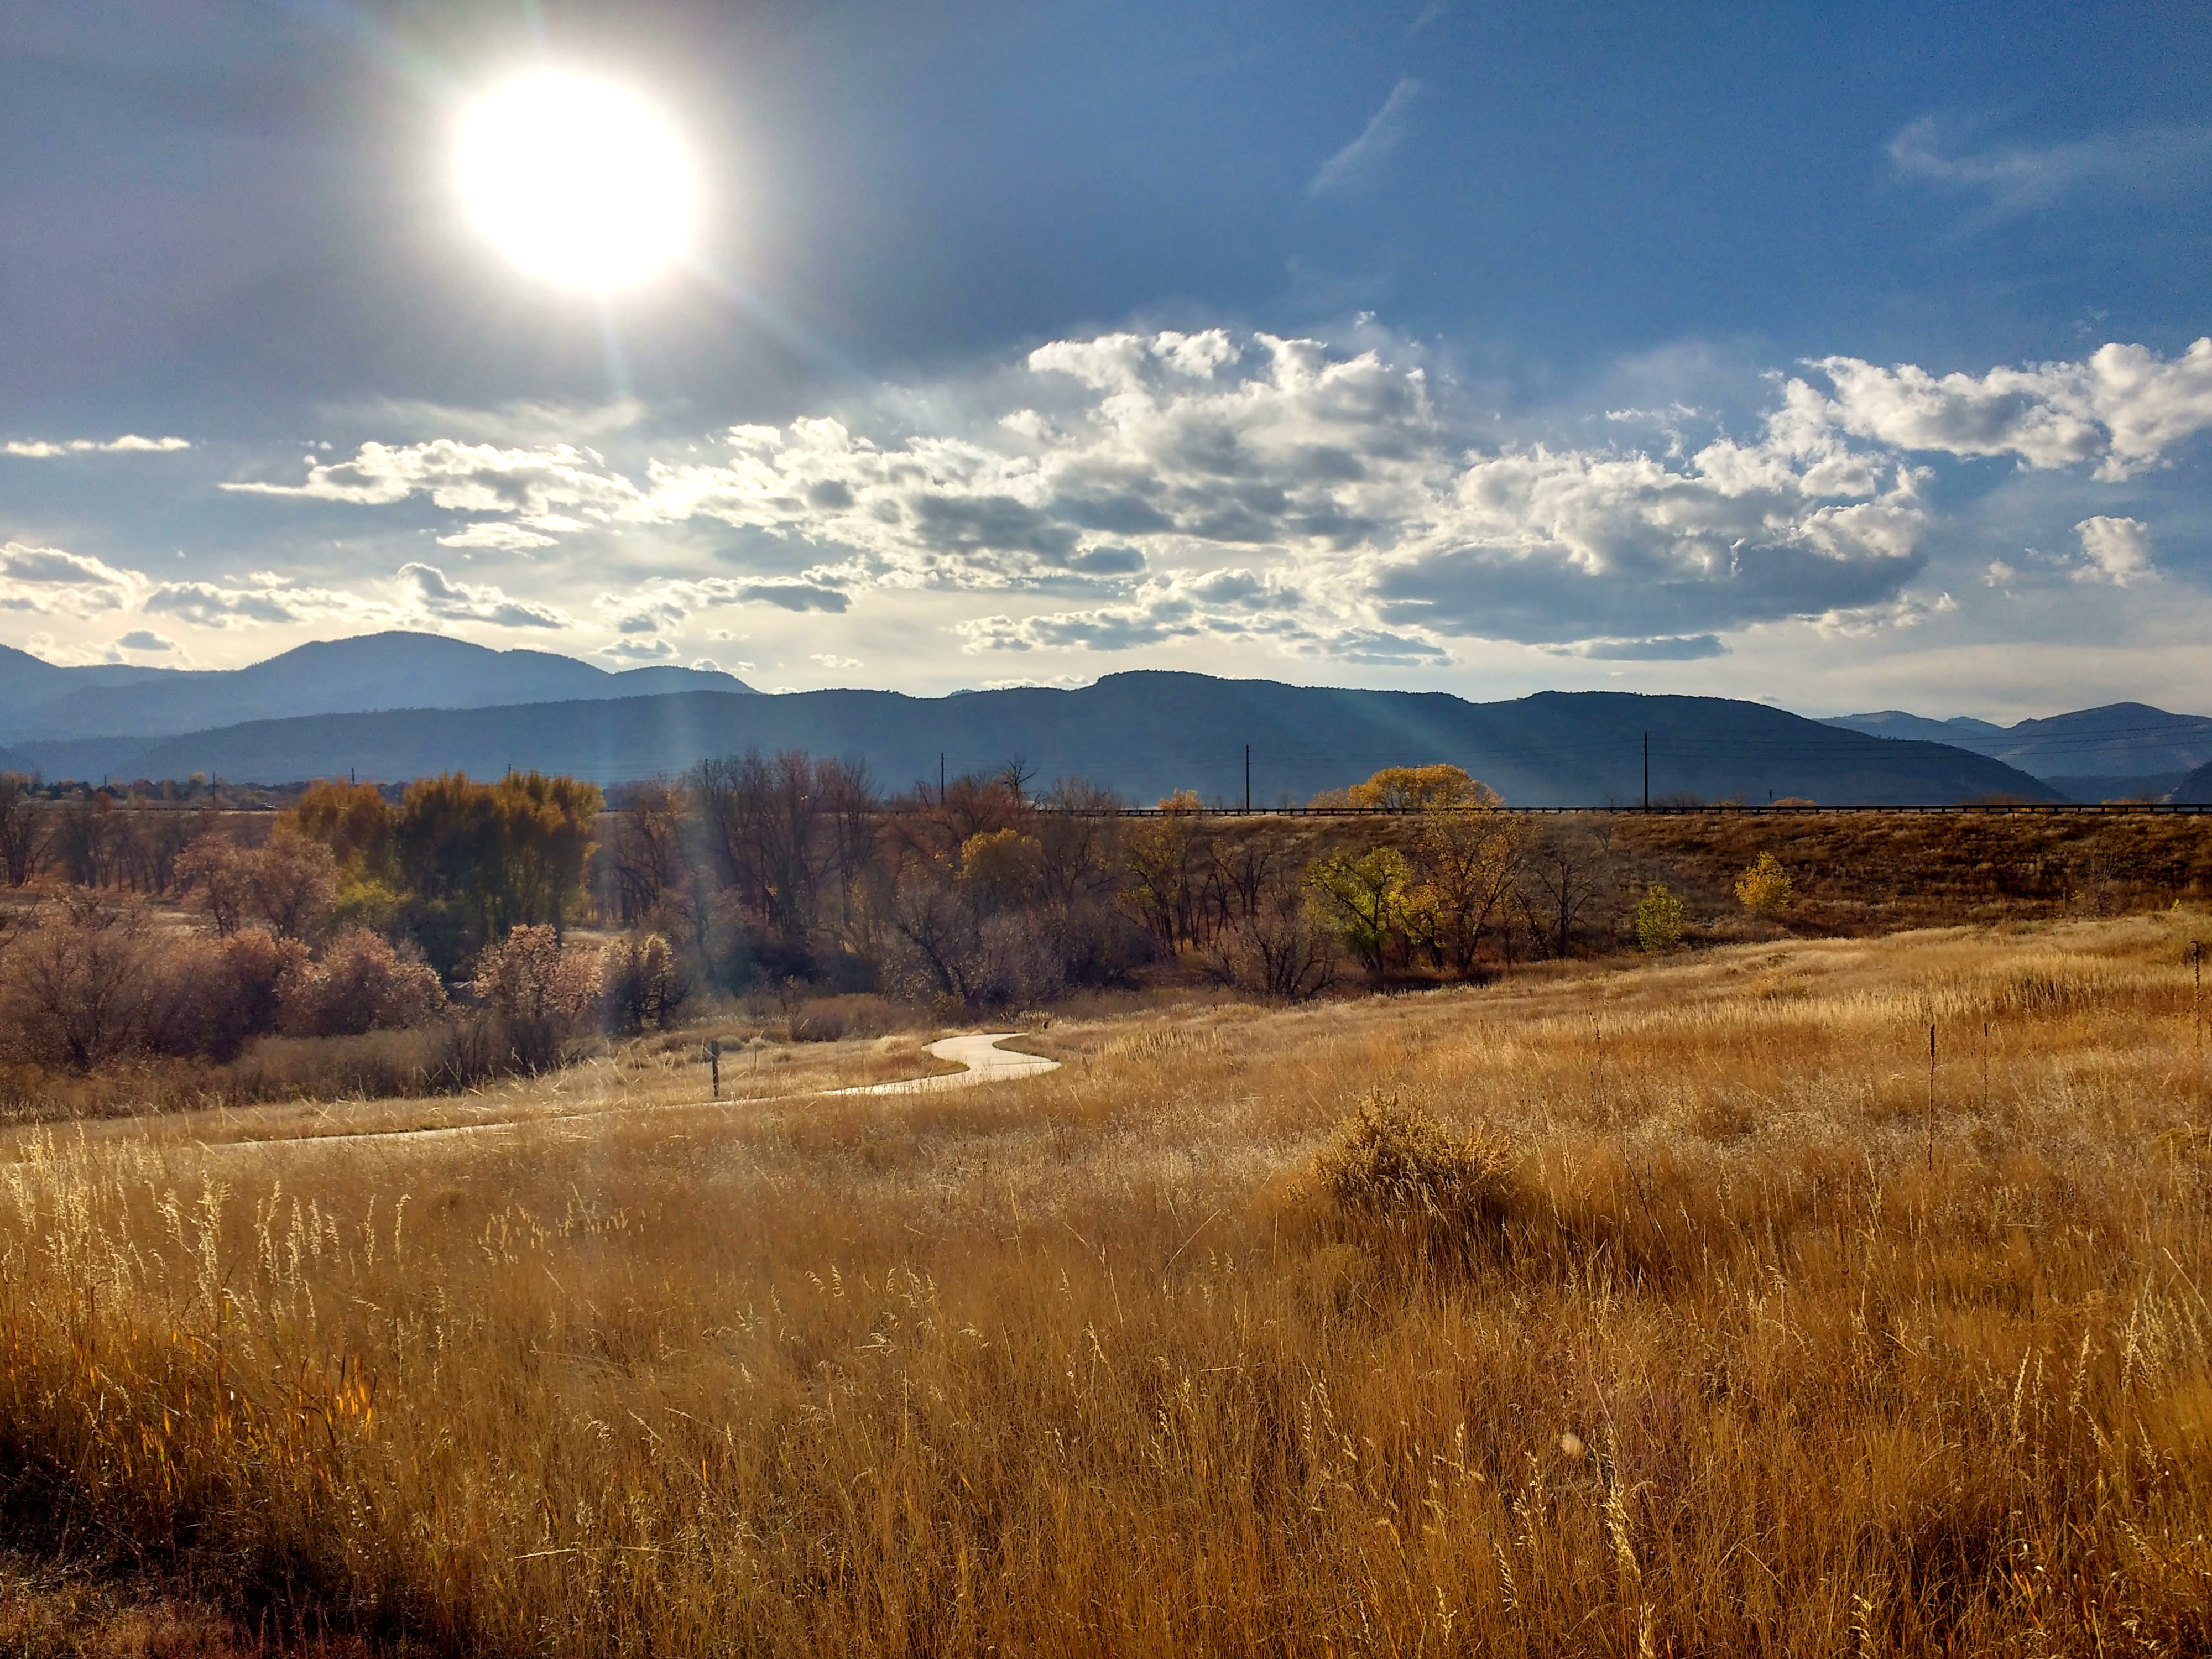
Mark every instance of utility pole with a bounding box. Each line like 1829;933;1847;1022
939;752;946;802
1642;732;1650;812
1244;744;1251;813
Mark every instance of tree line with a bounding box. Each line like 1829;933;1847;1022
0;757;1660;1087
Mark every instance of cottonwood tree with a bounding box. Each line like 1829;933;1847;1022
1402;795;1525;973
1307;846;1410;978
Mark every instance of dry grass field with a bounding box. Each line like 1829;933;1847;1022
6;914;2212;1655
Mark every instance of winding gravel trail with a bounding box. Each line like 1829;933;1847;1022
170;1030;1062;1152
826;1032;1060;1095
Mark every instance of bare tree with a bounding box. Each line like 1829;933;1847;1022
50;794;118;888
0;892;156;1070
1206;882;1336;1000
0;775;44;887
1516;820;1616;958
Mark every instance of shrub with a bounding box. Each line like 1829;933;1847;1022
600;932;682;1034
1308;1092;1514;1231
0;894;158;1070
1734;851;1794;915
142;928;309;1060
279;929;447;1037
472;924;604;1071
1635;883;1686;951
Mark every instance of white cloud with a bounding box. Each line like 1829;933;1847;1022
594;576;851;635
598;637;679;662
142;578;399;632
960;567;1451;666
979;674;1092;690
396;562;571;629
1890;116;2212;216
2074;516;2153;586
1808;337;2212;480
1802;591;1955;639
207;326;2212;665
0;543;145;616
2;435;190;458
1309;77;1425;197
224;440;650;541
436;520;562;551
1542;635;1727;661
811;654;863;670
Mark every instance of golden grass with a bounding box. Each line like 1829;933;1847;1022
6;915;2212;1653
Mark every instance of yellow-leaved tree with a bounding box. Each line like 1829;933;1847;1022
1734;851;1794;915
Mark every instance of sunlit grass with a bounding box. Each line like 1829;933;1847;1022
4;913;2212;1653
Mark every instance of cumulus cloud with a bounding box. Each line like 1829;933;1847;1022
397;562;571;629
213;326;2210;664
1890;116;2212;216
594;576;851;636
1309;77;1425;197
225;440;650;552
1808;338;2212;479
0;544;146;616
598;637;678;662
114;629;176;653
142;578;399;631
649;331;1449;601
959;567;1450;665
3;435;190;458
1803;591;1956;639
2074;515;2153;586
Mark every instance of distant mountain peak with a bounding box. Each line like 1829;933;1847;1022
0;628;754;746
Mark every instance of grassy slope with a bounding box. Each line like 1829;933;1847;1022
4;915;2212;1653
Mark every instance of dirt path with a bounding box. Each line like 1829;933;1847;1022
826;1031;1061;1094
176;1031;1062;1152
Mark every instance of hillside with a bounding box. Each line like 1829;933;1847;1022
2170;759;2212;805
14;672;2062;805
1827;701;2212;793
0;632;754;745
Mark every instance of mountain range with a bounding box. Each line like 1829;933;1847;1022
14;629;2209;804
1823;704;2212;800
2;653;2061;807
0;632;753;748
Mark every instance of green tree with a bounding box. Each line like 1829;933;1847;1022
1306;846;1410;977
1635;883;1686;952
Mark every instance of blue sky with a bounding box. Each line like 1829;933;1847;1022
3;0;2209;717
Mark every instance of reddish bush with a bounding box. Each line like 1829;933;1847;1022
279;928;447;1038
473;925;603;1070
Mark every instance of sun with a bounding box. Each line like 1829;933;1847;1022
456;72;696;291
